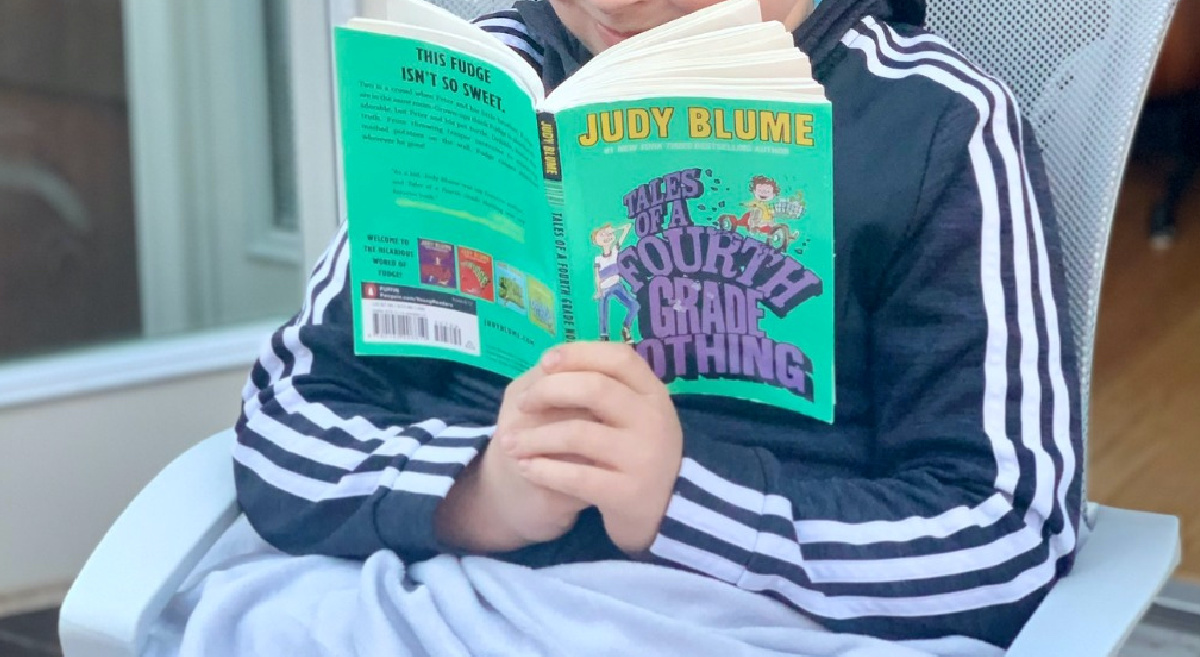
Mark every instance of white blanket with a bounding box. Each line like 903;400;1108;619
144;518;936;657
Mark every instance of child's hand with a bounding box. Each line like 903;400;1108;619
435;368;590;552
500;342;683;554
493;367;597;543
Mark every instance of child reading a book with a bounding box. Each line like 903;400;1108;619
231;0;1082;654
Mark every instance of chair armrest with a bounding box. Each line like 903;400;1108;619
1007;504;1181;657
59;429;241;657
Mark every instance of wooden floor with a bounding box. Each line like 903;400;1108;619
1090;153;1200;582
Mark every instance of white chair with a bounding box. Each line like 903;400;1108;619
59;0;1184;655
925;0;1183;647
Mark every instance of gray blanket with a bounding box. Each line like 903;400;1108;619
145;519;938;657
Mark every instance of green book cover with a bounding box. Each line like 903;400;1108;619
333;11;835;422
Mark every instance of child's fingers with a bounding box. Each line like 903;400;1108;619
530;407;601;426
502;419;617;467
517;456;621;505
519;371;640;427
539;342;661;397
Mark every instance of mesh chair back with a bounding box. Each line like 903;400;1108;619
926;0;1179;503
430;0;514;18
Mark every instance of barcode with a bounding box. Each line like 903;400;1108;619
372;311;463;346
544;180;565;206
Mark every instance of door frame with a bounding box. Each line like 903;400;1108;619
123;0;317;337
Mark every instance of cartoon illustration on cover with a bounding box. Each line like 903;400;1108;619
591;222;639;343
527;278;556;335
495;262;527;311
612;166;826;406
418;239;457;289
717;175;806;250
457;246;495;302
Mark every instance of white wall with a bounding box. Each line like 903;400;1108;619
0;365;247;615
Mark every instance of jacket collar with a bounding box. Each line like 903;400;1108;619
795;0;924;77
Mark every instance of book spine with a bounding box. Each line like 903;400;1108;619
537;111;576;342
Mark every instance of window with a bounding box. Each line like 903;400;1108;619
0;0;342;404
265;0;300;233
0;0;141;361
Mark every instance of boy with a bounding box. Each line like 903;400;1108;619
591;222;638;342
747;175;780;230
233;0;1082;654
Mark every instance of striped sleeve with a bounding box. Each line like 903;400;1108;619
472;8;544;75
644;18;1083;653
232;223;494;560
